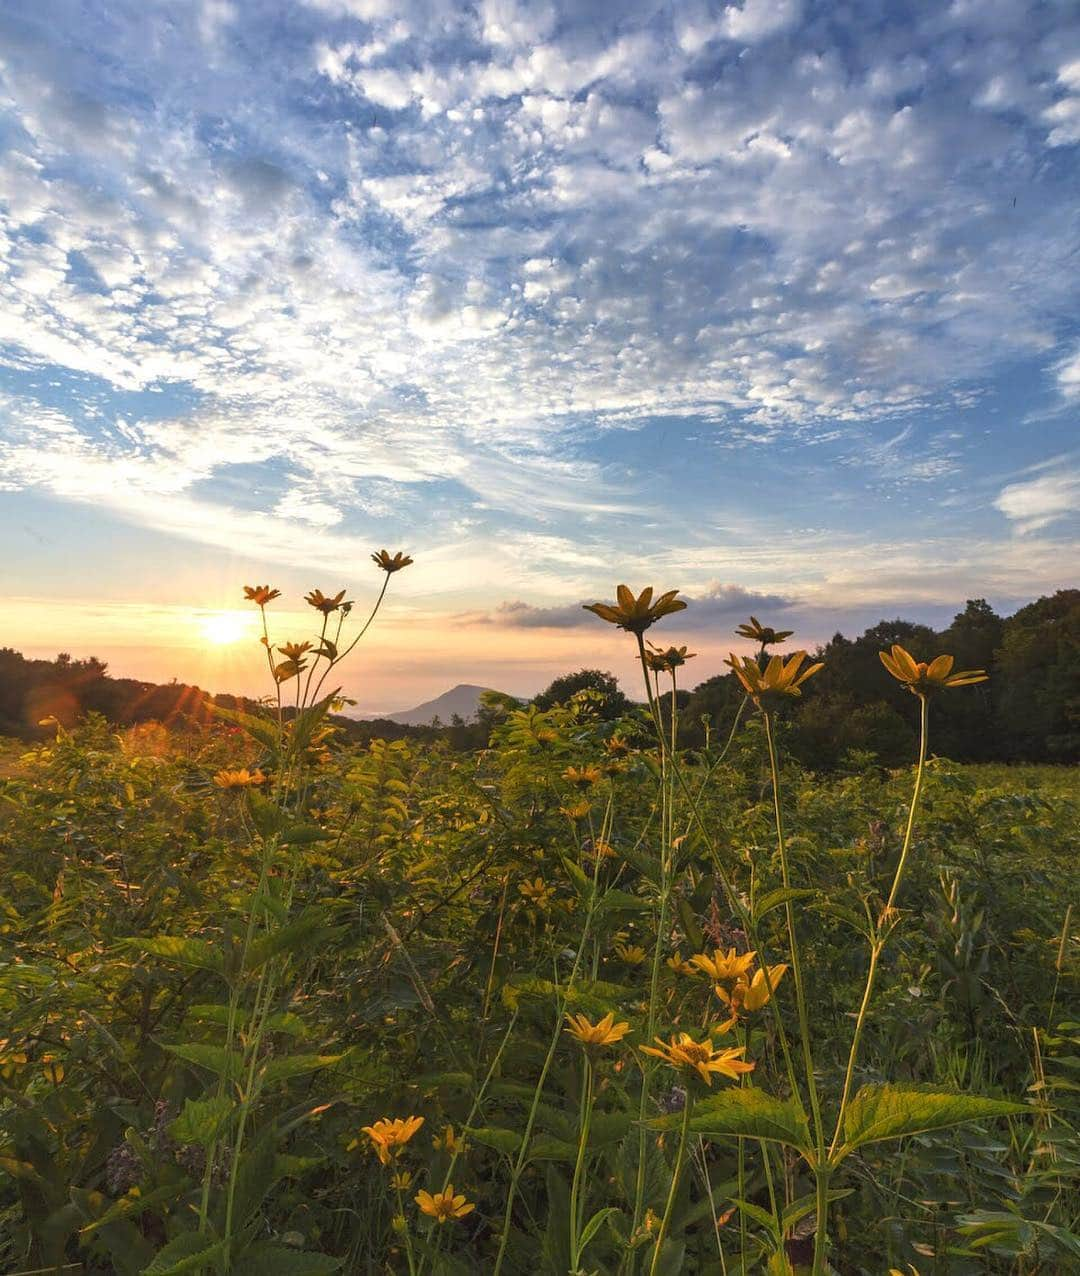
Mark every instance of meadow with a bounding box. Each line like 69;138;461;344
0;566;1076;1276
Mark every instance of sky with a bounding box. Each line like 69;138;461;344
1;0;1078;713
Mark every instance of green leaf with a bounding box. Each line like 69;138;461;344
675;896;704;951
650;1087;812;1153
209;703;281;752
128;936;224;975
168;1095;234;1145
163;1043;243;1081
232;1245;342;1274
579;1206;622;1254
753;886;816;922
595;888;653;915
526;1134;577;1163
466;1126;522;1155
244;910;340;972
142;1233;227;1274
261;1053;343;1084
837;1084;1028;1160
280;822;332;845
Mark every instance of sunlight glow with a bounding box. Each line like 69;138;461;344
198;611;253;646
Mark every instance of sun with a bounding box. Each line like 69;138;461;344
198;611;252;646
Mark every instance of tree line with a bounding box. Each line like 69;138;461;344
1;589;1076;766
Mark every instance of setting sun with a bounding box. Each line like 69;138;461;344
198;611;252;646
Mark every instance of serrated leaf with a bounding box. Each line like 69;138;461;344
164;1043;243;1081
262;1053;342;1083
753;886;816;922
526;1134;577;1162
142;1233;227;1274
650;1086;812;1152
466;1125;522;1155
595;888;653;915
129;936;224;975
232;1246;342;1275
837;1084;1028;1160
209;703;281;752
169;1095;234;1145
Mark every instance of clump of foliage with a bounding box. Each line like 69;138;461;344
0;564;1076;1275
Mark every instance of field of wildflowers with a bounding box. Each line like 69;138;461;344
0;555;1076;1275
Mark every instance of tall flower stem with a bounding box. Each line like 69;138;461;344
631;634;675;1236
649;1091;694;1276
762;712;826;1274
829;693;930;1160
569;1055;595;1268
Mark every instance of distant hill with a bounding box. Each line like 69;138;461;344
370;683;506;726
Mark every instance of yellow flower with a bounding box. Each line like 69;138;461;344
734;616;794;647
879;645;988;696
305;588;348;614
391;1170;413;1190
666;951;696;977
564;1011;632;1048
372;549;414;573
644;643;696;672
560;799;592;821
213;768;267;789
243;584;281;606
640;1033;754;1086
563;765;603;788
715;964;788;1017
432;1124;465;1154
274;640;314;683
726;651;823;710
690;947;757;983
614;942;647;965
415;1184;475;1223
360;1115;425;1165
518;877;555;909
583;585;687;636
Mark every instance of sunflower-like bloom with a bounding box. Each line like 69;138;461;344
274;640;313;683
726;651;823;711
715;964;788;1018
432;1124;465;1154
415;1184;475;1223
614;941;647;965
360;1115;424;1165
879;646;988;696
666;951;697;977
518;877;554;909
305;588;348;614
640;1033;754;1086
213;768;267;789
391;1170;413;1190
735;616;794;647
243;585;281;606
691;947;757;983
564;1010;632;1049
583;585;687;636
644;643;696;672
563;764;603;788
372;550;414;573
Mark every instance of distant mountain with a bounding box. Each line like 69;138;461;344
371;683;506;726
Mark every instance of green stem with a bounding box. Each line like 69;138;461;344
650;1092;693;1275
762;713;826;1275
569;1055;595;1266
395;1181;418;1276
829;694;930;1162
631;634;673;1237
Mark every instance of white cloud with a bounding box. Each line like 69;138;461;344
995;466;1080;534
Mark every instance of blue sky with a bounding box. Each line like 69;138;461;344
1;0;1078;708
